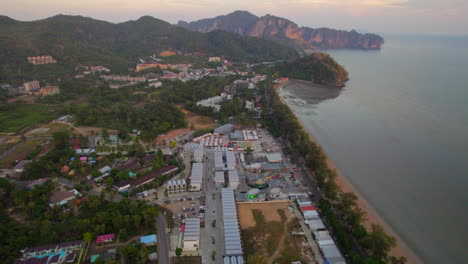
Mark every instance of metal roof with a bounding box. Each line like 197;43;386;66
221;188;243;257
190;163;203;185
183;218;200;241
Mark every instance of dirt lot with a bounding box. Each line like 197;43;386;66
171;256;201;264
156;128;191;145
238;201;313;263
177;106;215;130
238;201;291;228
25;123;69;137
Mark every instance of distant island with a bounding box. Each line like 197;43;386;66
178;10;384;52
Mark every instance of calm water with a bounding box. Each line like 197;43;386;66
282;35;468;263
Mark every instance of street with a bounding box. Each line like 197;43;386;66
157;214;170;264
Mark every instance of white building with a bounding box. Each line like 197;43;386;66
167;179;187;194
189;163;203;191
228;170;239;190
215;171;225;185
193;148;204;163
214;152;224;171
221;188;243;256
183;218;200;251
226;151;236;171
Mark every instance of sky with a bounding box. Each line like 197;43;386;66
1;0;467;35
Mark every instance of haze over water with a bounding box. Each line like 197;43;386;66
282;35;468;263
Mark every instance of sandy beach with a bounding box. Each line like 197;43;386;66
277;82;423;264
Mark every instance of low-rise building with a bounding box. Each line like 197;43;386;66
183;218;200;251
140;234;157;246
193;148;204;163
167;179;186;194
189;163;203;191
96;234;115;244
23;80;40;92
49;190;79;207
40;85;60;96
208;57;221;62
214;124;234;134
27;55;57;64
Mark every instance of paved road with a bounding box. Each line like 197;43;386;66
157;214;170;264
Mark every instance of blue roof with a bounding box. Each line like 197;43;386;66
140;234;157;244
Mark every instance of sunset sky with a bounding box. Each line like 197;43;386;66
2;0;467;35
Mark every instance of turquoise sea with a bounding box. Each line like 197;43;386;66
282;35;468;263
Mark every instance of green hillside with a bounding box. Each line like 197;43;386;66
0;15;299;84
276;52;349;87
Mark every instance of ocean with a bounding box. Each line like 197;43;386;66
281;35;468;263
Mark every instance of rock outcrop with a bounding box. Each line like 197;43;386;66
179;11;384;51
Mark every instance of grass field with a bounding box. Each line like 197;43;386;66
0;139;46;168
0;104;60;133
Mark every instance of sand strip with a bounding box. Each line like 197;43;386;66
277;82;422;264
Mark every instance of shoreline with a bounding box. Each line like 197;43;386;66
277;82;423;264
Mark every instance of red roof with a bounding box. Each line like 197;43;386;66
300;205;316;211
96;234;115;244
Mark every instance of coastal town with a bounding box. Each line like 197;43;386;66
0;14;402;264
0;50;354;264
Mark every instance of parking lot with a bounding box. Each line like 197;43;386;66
163;195;205;227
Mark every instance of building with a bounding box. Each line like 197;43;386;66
193;148;204;163
167;179;186;194
149;81;162;88
208;57;221;62
12;160;32;173
114;181;131;192
136;63;168;72
140;235;157;246
23;80;40;92
88;66;110;74
96;234;115;244
101;75;146;82
183;218;200;251
16;240;82;264
214;124;234;134
189;163;203;191
49;190;79;207
215;171;225;185
228;170;239;189
129;165;178;188
214;152;224;171
40;86;60;96
266;153;283;163
226;151;236;171
27;55;57;64
221;188;243;256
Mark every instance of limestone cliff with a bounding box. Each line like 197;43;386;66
179;11;384;51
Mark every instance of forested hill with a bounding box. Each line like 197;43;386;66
0;15;298;81
275;52;349;87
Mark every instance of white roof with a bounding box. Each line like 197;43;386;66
266;153;283;162
184;218;200;241
190;163;203;185
226;151;235;165
221;188;243;256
